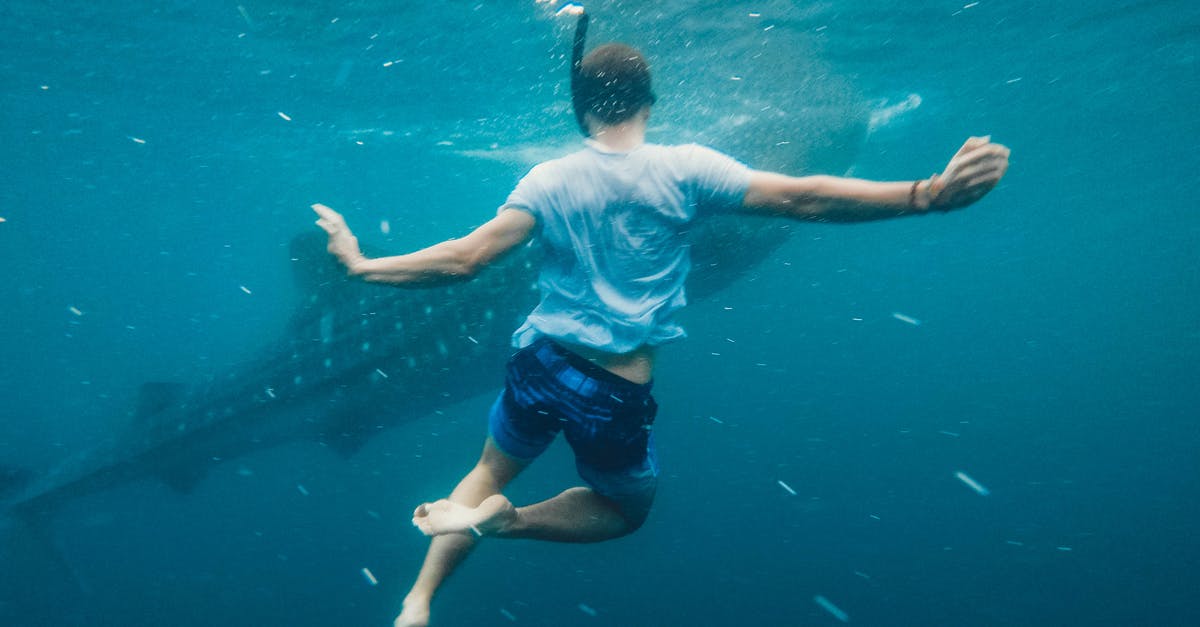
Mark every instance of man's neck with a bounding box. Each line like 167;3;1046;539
587;112;648;152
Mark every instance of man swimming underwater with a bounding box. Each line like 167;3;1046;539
314;14;1009;627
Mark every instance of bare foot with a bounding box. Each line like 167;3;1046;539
394;595;430;627
412;494;517;537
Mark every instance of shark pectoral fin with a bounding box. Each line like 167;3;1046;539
156;463;208;494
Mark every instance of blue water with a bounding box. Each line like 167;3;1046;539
1;1;1197;625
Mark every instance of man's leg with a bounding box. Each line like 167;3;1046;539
395;438;528;627
414;484;653;544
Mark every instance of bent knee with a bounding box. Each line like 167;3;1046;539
608;491;655;536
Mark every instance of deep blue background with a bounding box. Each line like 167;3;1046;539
1;1;1197;625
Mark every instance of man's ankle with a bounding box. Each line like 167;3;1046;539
403;590;432;608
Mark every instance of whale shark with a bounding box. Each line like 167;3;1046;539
2;102;868;524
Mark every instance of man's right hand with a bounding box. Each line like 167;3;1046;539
928;136;1011;211
312;203;367;272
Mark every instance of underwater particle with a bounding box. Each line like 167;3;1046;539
963;2;980;8
277;111;292;121
240;285;252;294
0;216;6;222
1005;540;1024;546
853;570;871;580
296;483;309;496
1006;77;1023;84
777;480;797;496
938;430;961;437
361;567;378;586
265;387;276;399
380;219;391;234
129;136;146;144
500;608;517;621
467;336;479;344
68;306;83;316
374;368;389;379
707;416;724;424
1056;546;1073;552
814;595;849;623
577;603;597;617
954;470;990;496
891;311;921;326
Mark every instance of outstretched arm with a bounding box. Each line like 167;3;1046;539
742;136;1010;221
312;204;536;286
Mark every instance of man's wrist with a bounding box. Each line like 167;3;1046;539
924;175;944;211
344;253;369;275
910;177;936;212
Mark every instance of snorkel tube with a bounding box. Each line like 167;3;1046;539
570;11;590;136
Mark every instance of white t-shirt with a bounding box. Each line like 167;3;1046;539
502;140;751;353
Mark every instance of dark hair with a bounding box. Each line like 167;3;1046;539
573;43;657;128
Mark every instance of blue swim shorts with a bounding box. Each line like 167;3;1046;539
488;337;660;503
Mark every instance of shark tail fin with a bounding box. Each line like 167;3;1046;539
2;507;93;607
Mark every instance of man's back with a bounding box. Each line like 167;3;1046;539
503;141;751;353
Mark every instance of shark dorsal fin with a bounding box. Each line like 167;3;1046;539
288;232;347;297
135;382;187;423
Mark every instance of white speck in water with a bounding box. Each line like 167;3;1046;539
277;111;292;121
361;567;378;586
777;480;797;496
954;470;990;496
891;311;921;326
296;484;309;496
577;603;597;617
814;595;849;623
